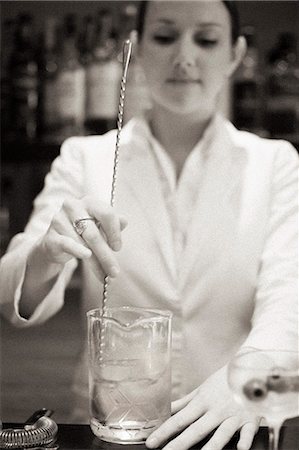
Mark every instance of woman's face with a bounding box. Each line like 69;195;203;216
138;0;241;116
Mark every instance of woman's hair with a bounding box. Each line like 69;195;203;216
136;0;240;44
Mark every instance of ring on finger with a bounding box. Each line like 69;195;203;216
72;217;98;237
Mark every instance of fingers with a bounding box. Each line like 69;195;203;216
171;388;199;414
200;416;240;450
84;198;127;251
61;198;126;278
42;229;92;265
147;403;260;450
146;402;206;450
40;196;127;281
59;235;92;260
119;214;128;231
237;419;261;450
79;223;120;277
87;254;106;280
147;416;259;450
148;412;220;450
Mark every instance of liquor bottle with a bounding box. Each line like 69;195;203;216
9;14;39;140
265;33;299;142
119;4;152;124
77;15;95;67
38;17;59;140
0;177;11;256
85;9;121;134
54;14;86;139
232;26;265;135
0;204;10;256
1;19;15;138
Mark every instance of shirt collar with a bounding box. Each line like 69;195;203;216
131;112;219;191
133;111;219;154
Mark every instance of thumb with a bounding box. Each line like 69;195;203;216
119;214;128;231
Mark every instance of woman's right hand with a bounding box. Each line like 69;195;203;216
35;195;127;281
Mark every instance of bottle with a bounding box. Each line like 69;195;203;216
38;17;59;140
265;33;299;142
232;26;265;135
1;19;15;139
9;14;39;140
85;9;121;134
54;14;86;139
0;176;12;256
119;5;152;124
0;204;10;256
77;15;95;67
77;15;95;137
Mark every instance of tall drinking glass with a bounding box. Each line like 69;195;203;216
228;349;299;450
87;307;172;444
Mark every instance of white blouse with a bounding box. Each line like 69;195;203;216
1;114;297;422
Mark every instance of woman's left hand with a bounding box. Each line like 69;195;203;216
146;366;261;450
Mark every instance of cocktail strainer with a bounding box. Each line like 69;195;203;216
0;409;58;449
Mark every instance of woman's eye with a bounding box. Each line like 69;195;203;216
152;35;176;45
194;36;218;47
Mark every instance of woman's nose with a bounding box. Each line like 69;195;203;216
171;34;197;69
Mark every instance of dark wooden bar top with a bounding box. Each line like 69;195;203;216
3;418;299;450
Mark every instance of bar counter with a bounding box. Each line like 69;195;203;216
3;418;299;449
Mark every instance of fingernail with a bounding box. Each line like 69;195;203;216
112;240;121;251
110;266;120;277
146;437;158;448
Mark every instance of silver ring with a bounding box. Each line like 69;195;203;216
72;217;96;237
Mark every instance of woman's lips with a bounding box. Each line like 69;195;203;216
167;78;201;84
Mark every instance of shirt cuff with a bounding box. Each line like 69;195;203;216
12;258;77;327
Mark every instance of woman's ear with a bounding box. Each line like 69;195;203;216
130;30;140;56
226;36;247;78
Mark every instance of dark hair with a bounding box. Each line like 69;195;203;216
137;0;240;44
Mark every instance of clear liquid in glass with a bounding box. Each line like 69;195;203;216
87;307;172;444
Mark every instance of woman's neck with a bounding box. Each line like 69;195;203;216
149;105;212;177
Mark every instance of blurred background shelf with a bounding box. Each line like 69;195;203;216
1;139;61;162
1;0;298;150
0;284;85;423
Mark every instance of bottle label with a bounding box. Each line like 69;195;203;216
266;96;298;135
11;72;38;138
86;60;121;119
43;79;58;126
13;76;38;90
56;68;85;122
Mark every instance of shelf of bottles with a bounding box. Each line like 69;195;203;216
1;8;299;162
1;4;152;162
232;26;299;150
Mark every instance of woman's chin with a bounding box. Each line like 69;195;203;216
161;101;209;116
153;93;212;116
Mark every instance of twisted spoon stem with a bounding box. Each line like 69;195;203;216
100;40;132;359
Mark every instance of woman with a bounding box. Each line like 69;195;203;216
0;1;297;449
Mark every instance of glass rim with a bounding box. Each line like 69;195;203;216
228;348;299;373
86;306;173;321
